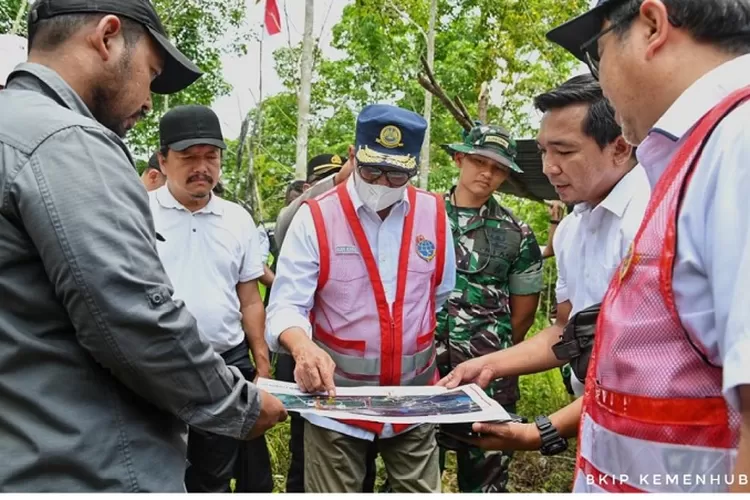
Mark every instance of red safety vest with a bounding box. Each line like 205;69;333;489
305;182;446;435
573;86;749;493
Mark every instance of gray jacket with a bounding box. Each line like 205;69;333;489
0;64;261;492
274;175;336;250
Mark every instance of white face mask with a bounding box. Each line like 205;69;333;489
354;168;407;212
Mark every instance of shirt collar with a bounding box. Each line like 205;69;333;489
644;53;750;143
7;63;96;121
573;164;646;219
155;184;223;216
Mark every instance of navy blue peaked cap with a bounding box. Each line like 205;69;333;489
354;104;427;173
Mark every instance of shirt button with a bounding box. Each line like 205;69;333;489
152;293;163;304
192;229;196;233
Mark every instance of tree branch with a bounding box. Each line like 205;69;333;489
417;55;473;131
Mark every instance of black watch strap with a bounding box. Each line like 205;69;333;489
535;416;568;456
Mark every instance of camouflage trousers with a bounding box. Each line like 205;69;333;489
438;402;517;493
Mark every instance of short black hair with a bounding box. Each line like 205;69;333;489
147;152;161;172
606;0;750;56
533;74;621;149
28;8;145;52
285;180;305;204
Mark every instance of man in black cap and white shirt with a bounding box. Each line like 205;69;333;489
149;104;274;493
0;0;286;492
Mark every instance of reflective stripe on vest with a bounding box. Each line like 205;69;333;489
314;339;436;380
574;85;750;493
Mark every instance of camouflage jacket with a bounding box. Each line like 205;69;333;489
436;188;544;405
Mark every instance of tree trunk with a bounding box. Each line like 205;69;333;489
478;81;489;123
295;0;315;180
418;0;438;190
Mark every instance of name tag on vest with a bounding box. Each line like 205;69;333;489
335;245;359;255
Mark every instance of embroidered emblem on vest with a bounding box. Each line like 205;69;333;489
335;245;359;255
416;234;436;262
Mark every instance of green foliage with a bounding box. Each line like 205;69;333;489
237;0;590;221
125;0;252;158
0;0;27;36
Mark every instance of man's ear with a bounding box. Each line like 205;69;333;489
611;136;633;167
88;15;123;62
454;153;464;169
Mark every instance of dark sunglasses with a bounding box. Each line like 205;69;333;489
358;165;414;187
580;10;639;80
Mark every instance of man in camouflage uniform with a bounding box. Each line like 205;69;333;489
436;124;544;493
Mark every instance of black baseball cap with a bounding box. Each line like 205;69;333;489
27;0;202;94
306;153;344;182
159;104;227;151
546;0;624;63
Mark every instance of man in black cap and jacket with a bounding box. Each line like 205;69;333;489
0;0;286;492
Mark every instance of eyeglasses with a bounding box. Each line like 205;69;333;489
580;11;638;80
357;165;414;187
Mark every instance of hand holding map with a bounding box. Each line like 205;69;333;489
256;378;514;425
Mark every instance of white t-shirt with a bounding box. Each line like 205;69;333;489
553;165;651;395
149;185;264;353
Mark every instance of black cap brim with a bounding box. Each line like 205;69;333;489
147;26;202;94
546;3;610;62
168;137;227;151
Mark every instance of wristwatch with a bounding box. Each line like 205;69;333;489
534;416;568;456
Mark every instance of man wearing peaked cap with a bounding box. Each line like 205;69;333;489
266;103;457;492
272;150;385;493
435;123;544;492
0;1;286;492
307;153;345;184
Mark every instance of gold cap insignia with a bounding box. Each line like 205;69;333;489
376;125;403;149
355;145;416;170
331;155;342;165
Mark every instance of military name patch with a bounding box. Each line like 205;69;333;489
484;135;509;148
335;245;359;255
376;125;404;149
416;234;436;262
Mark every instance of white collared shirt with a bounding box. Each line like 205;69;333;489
265;175;456;440
149;185;264;354
635;53;750;412
553;164;651;395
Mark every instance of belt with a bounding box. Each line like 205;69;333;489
220;339;250;365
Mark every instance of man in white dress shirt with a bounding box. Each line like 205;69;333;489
149;104;276;493
539;0;750;492
440;74;650;455
266;104;456;492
